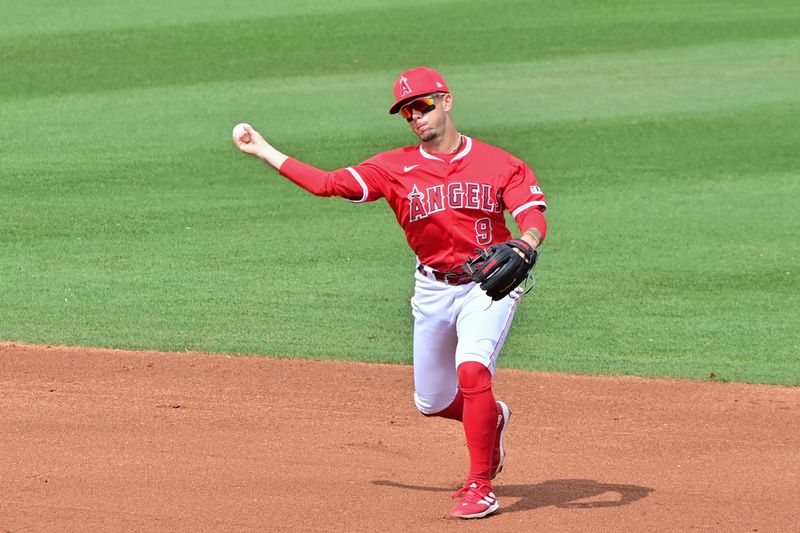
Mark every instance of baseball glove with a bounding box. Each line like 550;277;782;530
463;239;538;301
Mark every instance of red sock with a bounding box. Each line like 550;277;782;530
457;361;496;483
425;390;464;421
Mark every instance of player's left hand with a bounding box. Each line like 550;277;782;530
463;239;538;300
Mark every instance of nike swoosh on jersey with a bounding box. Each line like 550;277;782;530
403;164;420;173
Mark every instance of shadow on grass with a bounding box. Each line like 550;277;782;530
372;478;653;515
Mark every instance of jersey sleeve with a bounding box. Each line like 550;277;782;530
501;158;549;238
278;158;385;203
341;161;386;203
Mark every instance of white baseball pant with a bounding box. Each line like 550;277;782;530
410;267;522;415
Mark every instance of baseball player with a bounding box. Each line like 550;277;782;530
232;66;547;519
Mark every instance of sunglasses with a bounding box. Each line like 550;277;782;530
400;96;438;122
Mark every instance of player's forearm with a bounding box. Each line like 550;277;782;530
255;144;289;170
516;208;547;248
278;157;336;197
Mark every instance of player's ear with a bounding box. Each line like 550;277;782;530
441;93;453;112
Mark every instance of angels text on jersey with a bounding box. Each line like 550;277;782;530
407;181;503;222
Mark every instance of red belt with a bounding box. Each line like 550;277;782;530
417;265;474;285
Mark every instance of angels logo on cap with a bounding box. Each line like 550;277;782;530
399;76;412;97
389;66;450;115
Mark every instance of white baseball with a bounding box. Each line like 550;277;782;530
232;123;251;143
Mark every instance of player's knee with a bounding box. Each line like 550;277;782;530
413;398;433;416
457;361;492;396
416;392;464;421
413;393;442;416
417;402;445;417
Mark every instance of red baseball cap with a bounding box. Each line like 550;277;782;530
388;66;450;115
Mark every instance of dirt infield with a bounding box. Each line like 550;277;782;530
1;343;798;532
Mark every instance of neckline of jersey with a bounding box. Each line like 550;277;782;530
419;135;472;163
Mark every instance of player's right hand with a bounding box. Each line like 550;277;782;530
232;123;268;157
231;123;290;170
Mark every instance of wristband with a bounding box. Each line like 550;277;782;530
523;229;541;247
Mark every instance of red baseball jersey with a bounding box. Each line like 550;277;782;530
280;136;547;272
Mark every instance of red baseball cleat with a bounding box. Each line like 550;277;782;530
450;481;499;519
492;400;511;479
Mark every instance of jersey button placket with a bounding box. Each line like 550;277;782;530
445;159;459;271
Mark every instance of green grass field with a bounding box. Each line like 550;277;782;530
1;1;798;385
